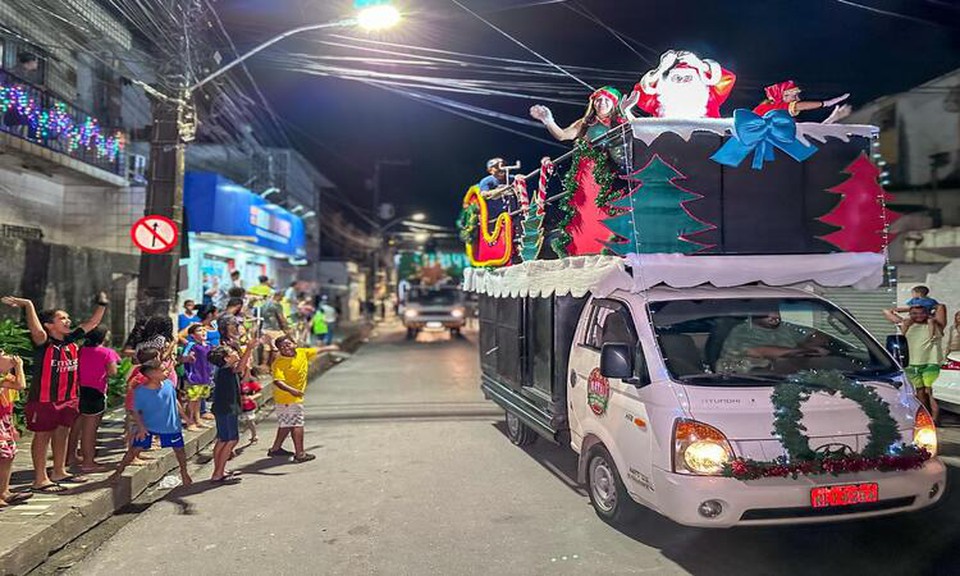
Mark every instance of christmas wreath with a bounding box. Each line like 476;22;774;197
722;370;932;481
456;203;479;244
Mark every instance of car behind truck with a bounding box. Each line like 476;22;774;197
468;255;946;527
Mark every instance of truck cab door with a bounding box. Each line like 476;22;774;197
568;298;656;497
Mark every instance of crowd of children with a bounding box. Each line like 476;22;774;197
0;282;338;506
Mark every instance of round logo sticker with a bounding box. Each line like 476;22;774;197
587;368;610;416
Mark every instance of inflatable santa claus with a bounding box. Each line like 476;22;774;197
624;50;736;119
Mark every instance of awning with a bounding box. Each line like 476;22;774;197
463;253;886;298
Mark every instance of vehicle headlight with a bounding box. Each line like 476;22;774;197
451;308;464;318
403;309;419;319
673;419;735;476
913;407;938;456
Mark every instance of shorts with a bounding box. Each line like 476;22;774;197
132;431;184;450
214;413;240;441
239;411;257;423
0;413;17;459
25;399;79;432
79;386;106;415
906;364;940;388
186;384;212;401
276;403;305;428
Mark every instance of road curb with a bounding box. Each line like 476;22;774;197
0;323;375;576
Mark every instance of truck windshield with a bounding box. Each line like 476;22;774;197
648;297;897;384
408;288;461;306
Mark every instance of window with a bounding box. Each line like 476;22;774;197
649;297;896;384
583;300;637;350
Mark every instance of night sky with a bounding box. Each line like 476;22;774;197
218;0;960;227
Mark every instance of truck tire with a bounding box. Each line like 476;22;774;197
586;445;639;526
450;327;461;338
406;327;416;340
505;411;537;447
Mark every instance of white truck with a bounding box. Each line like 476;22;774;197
468;253;946;527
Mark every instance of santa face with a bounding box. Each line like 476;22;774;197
593;95;615;118
658;67;710;118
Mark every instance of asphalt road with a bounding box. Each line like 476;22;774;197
65;325;960;576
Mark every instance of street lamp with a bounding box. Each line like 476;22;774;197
410;212;427;222
356;1;402;31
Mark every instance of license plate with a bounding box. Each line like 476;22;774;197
810;483;879;508
426;321;443;328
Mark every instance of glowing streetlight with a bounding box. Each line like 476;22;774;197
410;212;427;222
356;2;402;31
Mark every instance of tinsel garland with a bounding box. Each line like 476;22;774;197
551;140;622;257
721;370;929;481
724;446;931;481
456;203;479;244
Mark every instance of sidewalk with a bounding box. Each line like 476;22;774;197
0;321;374;576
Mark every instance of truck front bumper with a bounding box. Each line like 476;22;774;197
647;458;946;527
404;317;465;329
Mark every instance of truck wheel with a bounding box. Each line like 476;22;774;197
406;328;416;340
450;328;461;338
505;411;537;447
586;445;639;526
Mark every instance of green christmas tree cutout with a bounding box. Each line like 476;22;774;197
604;155;713;255
519;211;544;262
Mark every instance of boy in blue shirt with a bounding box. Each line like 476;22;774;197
109;360;192;487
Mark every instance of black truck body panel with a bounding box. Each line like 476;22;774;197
478;293;587;442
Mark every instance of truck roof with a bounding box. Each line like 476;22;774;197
628;284;825;302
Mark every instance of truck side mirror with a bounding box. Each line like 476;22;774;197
886;334;908;367
601;343;635;380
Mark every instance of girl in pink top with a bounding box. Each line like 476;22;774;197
68;327;119;472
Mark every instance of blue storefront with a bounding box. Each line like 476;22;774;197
179;171;307;305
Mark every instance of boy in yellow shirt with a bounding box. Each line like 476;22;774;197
267;336;338;462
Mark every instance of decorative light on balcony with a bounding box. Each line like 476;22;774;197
0;82;125;162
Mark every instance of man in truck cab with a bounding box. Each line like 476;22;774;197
716;310;829;373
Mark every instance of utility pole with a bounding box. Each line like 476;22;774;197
135;94;186;318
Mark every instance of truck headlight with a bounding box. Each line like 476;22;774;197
451;308;464;318
914;407;938;456
673;419;735;476
404;309;419;319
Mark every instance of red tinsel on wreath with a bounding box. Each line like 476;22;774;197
723;447;931;481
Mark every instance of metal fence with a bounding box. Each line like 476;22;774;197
0;68;126;176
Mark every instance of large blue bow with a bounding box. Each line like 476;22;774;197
711;109;818;170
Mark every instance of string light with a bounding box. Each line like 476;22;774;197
0;83;125;162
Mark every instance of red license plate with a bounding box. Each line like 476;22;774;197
810;483;879;508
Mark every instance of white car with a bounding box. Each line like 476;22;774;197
932;351;960;414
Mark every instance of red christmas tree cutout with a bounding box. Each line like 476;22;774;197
565;155;616;256
818;152;900;253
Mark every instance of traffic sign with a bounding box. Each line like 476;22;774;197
131;215;179;254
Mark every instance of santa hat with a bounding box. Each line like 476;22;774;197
591;86;622;104
764;81;799;103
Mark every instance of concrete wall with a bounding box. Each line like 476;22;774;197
846;69;960;188
0;237;139;343
0;164;146;255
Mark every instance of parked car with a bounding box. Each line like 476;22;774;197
932;351;960;414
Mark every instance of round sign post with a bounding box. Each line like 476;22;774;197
131;215;179;254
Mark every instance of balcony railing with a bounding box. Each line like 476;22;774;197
0;69;126;176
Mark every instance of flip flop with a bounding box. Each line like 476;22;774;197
31;483;69;494
53;475;90;485
211;475;242;484
6;492;33;504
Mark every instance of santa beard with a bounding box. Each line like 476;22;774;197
657;77;710;119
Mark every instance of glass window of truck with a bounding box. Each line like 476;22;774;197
649;297;896;383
